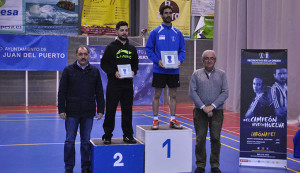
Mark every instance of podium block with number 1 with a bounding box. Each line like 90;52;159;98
136;125;193;173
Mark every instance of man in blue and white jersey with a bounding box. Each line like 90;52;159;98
146;5;185;130
270;66;287;122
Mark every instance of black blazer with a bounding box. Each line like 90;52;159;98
58;61;105;118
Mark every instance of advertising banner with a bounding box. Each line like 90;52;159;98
0;0;25;33
25;0;79;35
148;0;191;37
0;34;68;71
191;0;215;16
88;45;162;105
239;49;287;168
81;0;129;35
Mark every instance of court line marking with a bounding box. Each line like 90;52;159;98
158;110;298;153
0;142;80;147
0;119;62;121
158;113;241;143
1;113;299;172
0;116;59;119
287;168;300;173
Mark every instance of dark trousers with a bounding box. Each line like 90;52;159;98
103;80;134;138
193;108;224;169
64;116;93;170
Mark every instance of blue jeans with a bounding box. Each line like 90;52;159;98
64;116;93;170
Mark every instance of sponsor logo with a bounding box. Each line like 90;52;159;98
240;159;248;162
259;52;270;59
0;9;19;16
171;36;176;42
159;35;165;40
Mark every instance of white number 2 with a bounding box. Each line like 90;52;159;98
113;152;124;167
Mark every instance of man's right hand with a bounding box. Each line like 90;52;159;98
203;105;214;114
158;60;165;68
115;71;121;79
59;113;67;120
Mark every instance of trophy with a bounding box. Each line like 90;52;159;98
161;51;179;69
117;64;133;78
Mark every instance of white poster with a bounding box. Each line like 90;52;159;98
191;0;215;16
0;0;25;33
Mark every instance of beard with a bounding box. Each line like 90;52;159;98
163;16;172;24
118;34;128;41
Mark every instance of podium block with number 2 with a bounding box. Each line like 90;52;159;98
90;138;144;173
136;125;193;173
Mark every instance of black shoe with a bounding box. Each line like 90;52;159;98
103;138;111;144
123;136;137;144
211;167;221;173
102;134;111;144
82;169;91;173
194;167;205;173
65;169;73;173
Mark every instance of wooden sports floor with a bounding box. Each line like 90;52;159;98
0;104;299;173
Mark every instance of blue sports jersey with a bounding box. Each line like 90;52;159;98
294;125;300;158
146;23;185;74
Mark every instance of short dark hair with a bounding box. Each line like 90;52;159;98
160;5;173;15
253;76;264;84
116;21;128;30
273;65;287;74
76;45;89;54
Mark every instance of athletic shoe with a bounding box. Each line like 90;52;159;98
151;119;159;130
169;119;182;129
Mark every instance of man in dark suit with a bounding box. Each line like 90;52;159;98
58;45;105;173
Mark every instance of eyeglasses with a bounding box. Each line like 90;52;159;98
203;57;216;61
78;53;88;56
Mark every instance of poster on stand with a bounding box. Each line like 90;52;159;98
239;49;287;168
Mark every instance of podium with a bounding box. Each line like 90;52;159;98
90;138;144;173
136;125;193;173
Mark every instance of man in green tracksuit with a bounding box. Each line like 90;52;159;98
101;21;139;144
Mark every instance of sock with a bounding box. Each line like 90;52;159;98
153;115;158;120
171;115;175;120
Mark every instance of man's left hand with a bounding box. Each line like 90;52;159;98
96;113;104;120
178;61;181;67
203;105;214;114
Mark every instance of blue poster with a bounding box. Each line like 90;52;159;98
239;49;287;168
0;34;68;71
88;45;162;105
